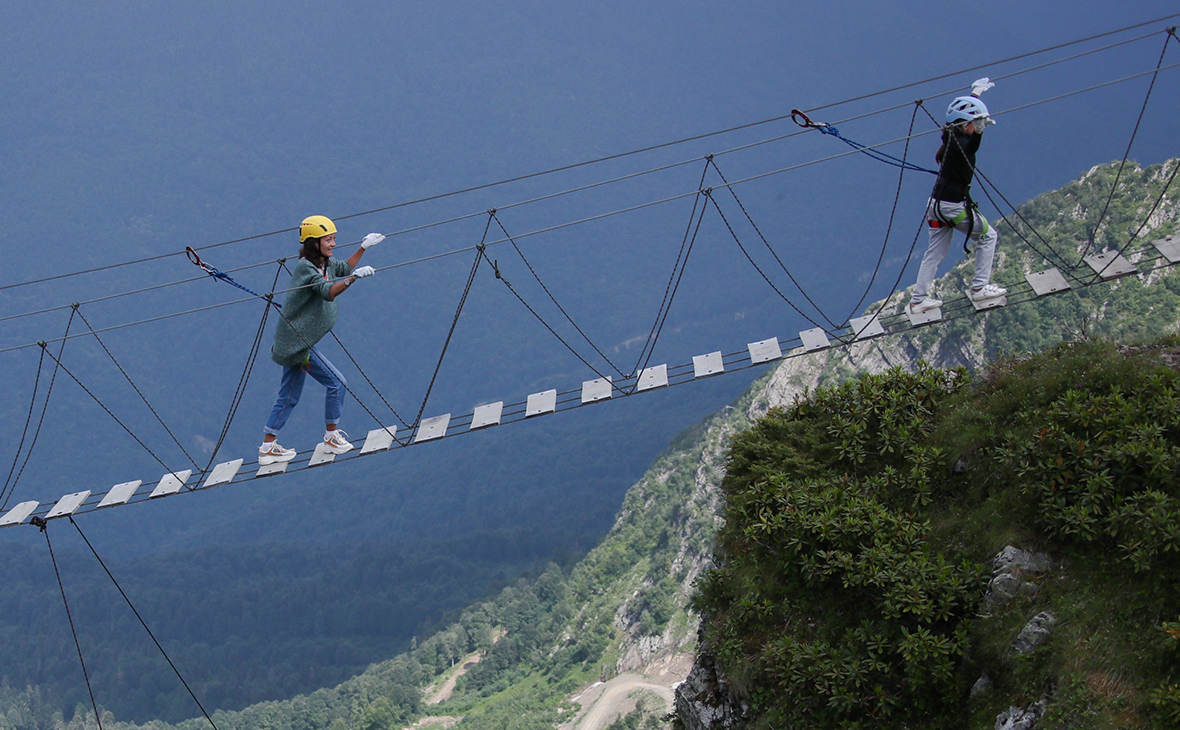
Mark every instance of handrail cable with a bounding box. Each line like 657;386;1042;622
1;47;1176;332
0;58;1175;360
0;15;1173;299
797;15;1178;117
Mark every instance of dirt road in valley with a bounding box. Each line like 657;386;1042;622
562;652;694;730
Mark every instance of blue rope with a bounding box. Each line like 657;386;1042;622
792;109;936;175
186;247;281;308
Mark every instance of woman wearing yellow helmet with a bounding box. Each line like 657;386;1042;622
258;216;385;465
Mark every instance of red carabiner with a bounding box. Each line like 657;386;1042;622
791;109;817;128
185;246;215;274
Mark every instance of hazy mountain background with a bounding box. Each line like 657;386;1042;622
0;1;1177;723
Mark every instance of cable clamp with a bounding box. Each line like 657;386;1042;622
37;340;47;349
31;516;47;532
487;208;497;216
493;259;502;280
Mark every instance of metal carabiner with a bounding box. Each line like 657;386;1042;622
185;246;216;275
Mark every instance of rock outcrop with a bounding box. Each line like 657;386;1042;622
673;635;751;730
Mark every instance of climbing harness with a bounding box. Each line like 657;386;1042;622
791;109;937;175
186;247;281;307
930;197;981;254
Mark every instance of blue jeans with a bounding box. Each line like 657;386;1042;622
264;347;347;436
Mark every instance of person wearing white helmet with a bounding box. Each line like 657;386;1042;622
909;79;1007;314
258;215;385;465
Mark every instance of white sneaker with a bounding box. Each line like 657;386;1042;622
908;297;942;314
970;283;1008;301
258;441;296;465
323;429;354;455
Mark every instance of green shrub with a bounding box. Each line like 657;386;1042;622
695;364;984;728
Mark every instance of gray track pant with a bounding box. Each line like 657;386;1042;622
911;197;998;303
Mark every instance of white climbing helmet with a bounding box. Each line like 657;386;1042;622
945;96;990;127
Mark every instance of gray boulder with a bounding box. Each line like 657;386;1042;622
995;699;1047;730
1013;611;1058;655
985;546;1051;607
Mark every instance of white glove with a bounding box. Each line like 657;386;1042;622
974;115;995;131
352;265;375;279
361;233;385;249
971;77;994;97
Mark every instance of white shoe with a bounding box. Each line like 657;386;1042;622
259;441;296;465
970;283;1007;301
323;429;354;455
908;297;942;314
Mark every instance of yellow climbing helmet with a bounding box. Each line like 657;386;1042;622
299;215;337;243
